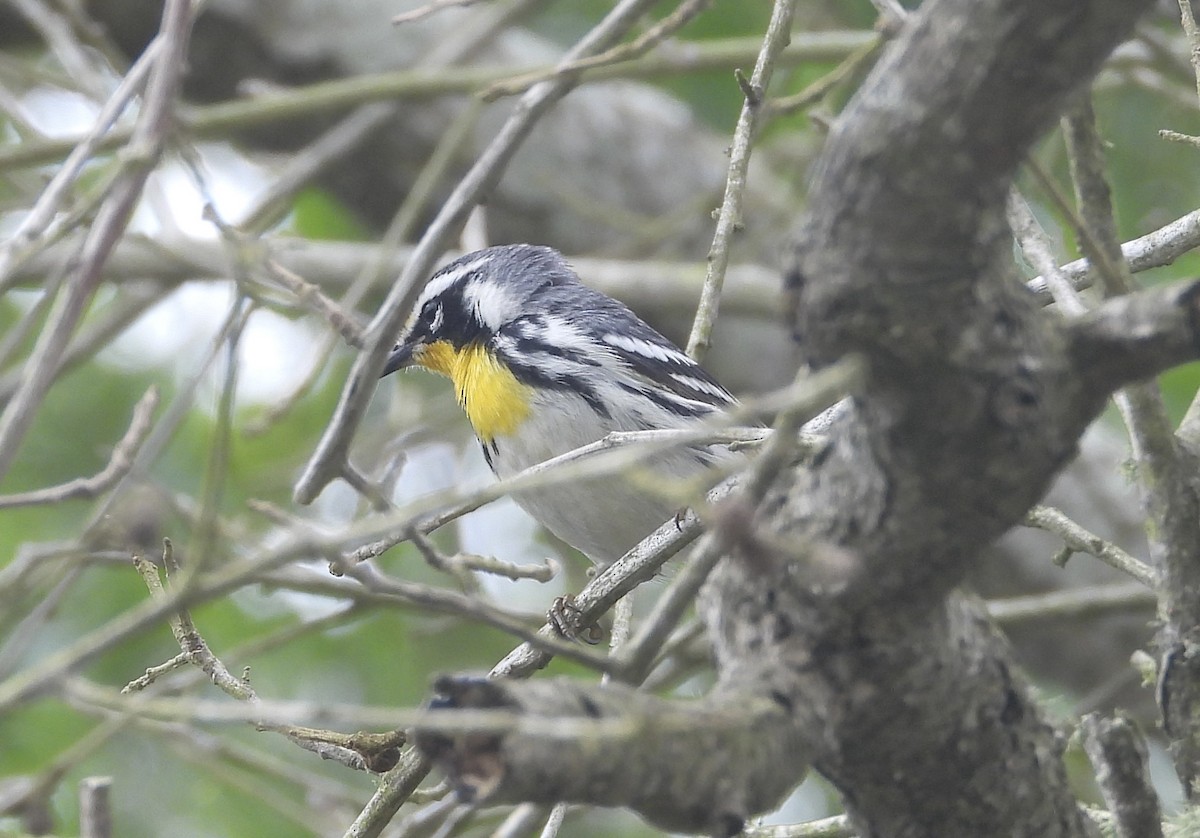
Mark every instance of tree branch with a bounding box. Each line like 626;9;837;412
415;676;809;836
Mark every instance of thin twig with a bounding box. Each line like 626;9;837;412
987;582;1155;625
237;102;397;235
0;282;170;405
686;0;797;361
262;259;366;348
348;425;772;564
0;0;193;483
493;804;549;838
121;651;192;693
126;541;257;700
124;542;400;772
1007;191;1088;317
409;528;556;584
1027;206;1200;300
742;814;854;837
1178;0;1200;105
80;297;252;544
1023;505;1156;587
69;678;658;735
481;0;712;101
393;0;489;25
78;776;113;838
0;41;159;287
0;32;876;174
1159;128;1200;148
538;803;569;838
0;386;158;510
6;0;110;98
341;562;613;672
762;36;881;120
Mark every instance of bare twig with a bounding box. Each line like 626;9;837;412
69;679;655;738
6;0;110;98
742;815;854;837
1159;128;1200;148
78;776;113;838
685;0;797;361
124;542;405;773
0;31;875;173
493;804;550;838
481;0;712;101
348;424;772;564
126;541;257;701
80;296;252;544
393;0;489;25
1178;0;1200;104
238;102;397;235
1008;191;1089;317
0;0;193;483
987;583;1155;625
539;803;569;838
0;41;159;287
262;259;366;348
121;651;192;693
408;528;556;585
0;282;169;404
340;562;612;672
1022;506;1155;587
763;36;882;120
451;552;557;582
0;386;159;510
1027;206;1200;300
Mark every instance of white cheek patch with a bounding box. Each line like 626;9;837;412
464;278;520;331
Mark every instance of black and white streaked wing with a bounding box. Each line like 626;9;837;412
543;283;734;415
599;326;735;416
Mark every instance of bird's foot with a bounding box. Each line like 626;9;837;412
548;594;605;645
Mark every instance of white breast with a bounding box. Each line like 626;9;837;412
486;388;722;566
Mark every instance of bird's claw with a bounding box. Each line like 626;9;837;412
548;594;605;645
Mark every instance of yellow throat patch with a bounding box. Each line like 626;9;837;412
414;341;533;443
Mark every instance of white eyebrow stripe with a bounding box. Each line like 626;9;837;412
601;333;691;365
417;256;491;307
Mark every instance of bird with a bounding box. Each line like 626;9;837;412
381;243;737;570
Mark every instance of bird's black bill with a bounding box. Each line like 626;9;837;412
382;343;413;377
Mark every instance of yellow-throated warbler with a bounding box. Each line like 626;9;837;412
382;244;736;567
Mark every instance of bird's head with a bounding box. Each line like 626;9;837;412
383;244;577;378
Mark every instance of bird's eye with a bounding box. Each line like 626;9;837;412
424;301;444;334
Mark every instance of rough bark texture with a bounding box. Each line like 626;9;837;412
415;675;808;835
415;0;1200;835
761;0;1162;832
